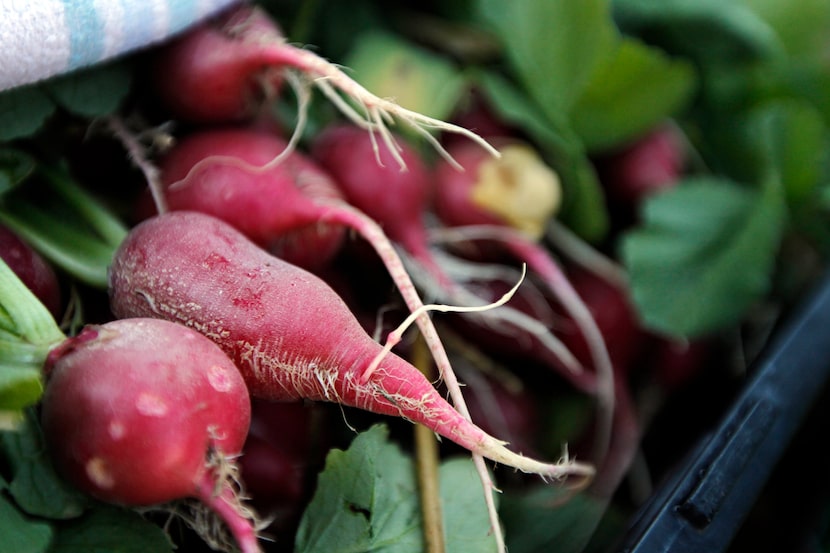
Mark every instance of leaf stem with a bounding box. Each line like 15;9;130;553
412;335;446;553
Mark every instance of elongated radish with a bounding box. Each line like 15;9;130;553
145;127;465;392
41;317;259;553
151;3;497;169
108;211;594;485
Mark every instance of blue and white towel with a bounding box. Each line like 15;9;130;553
0;0;240;91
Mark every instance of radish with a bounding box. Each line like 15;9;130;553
151;3;497;169
144;127;471;399
311;124;443;284
40;317;259;553
595;123;685;219
0;223;62;318
108;210;595;485
140;126;348;272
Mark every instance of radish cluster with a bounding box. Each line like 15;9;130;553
29;5;686;553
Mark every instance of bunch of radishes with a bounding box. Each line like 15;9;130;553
0;4;722;553
0;4;615;553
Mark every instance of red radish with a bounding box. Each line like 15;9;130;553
0;223;62;318
151;4;497;169
139;127;348;272
596;123;685;210
311;124;443;284
649;337;712;392
557;266;646;377
40;318;258;553
237;400;328;542
108;210;595;484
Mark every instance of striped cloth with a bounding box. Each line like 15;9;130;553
0;0;240;91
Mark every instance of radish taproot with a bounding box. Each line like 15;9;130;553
151;3;497;169
40;317;259;553
108;210;594;484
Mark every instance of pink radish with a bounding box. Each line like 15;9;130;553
151;3;497;169
595;123;685;220
143;126;510;409
108;210;595;486
40;317;259;553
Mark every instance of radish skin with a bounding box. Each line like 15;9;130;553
108;211;594;484
41;318;259;553
152;4;498;169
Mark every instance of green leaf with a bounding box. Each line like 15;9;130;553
43;61;133;119
0;493;53;553
0;258;63;411
612;0;783;63
743;0;830;59
1;410;88;519
440;459;499;553
344;31;468;125
295;425;422;553
476;0;617;118
295;424;497;553
621;176;786;337
570;37;697;152
49;505;173;553
0;85;56;142
473;70;609;241
0;148;36;196
0;259;64;346
0;364;42;412
0;165;127;288
500;486;611;553
747;98;828;206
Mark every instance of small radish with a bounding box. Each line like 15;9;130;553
140;126;348;272
0;223;62;318
433;138;562;241
238;399;328;543
595;123;685;215
151;3;497;169
108;211;595;485
40;317;259;553
311;124;442;284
